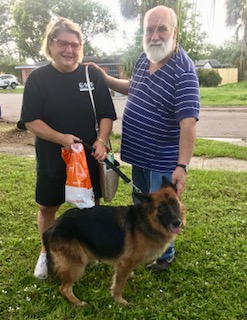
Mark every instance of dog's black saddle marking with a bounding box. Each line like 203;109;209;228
52;207;126;259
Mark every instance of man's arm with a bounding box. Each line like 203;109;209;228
178;117;196;165
172;117;197;196
104;74;130;95
84;62;130;95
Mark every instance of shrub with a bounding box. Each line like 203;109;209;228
197;68;222;87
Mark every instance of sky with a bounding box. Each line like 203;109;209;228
92;0;236;54
195;0;235;44
91;0;138;54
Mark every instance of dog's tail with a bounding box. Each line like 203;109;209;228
43;226;55;277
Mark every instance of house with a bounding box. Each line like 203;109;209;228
83;55;124;79
15;61;49;84
15;55;124;85
195;59;228;69
195;59;238;85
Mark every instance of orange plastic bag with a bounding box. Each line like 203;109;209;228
61;143;95;209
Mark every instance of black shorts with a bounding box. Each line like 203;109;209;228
36;172;102;206
36;174;66;206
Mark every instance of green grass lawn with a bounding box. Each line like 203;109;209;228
110;135;247;161
194;138;247;160
0;87;23;94
200;81;247;106
0;151;246;319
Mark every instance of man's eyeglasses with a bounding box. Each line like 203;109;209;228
52;38;81;51
145;26;174;36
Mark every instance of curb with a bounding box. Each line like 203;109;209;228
200;107;247;112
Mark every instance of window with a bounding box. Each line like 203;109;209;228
108;66;119;78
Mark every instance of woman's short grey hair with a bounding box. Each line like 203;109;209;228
41;17;83;61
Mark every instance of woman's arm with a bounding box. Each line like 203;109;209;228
25;119;81;150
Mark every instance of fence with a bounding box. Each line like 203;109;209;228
215;68;238;85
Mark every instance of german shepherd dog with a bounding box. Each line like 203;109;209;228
43;176;186;306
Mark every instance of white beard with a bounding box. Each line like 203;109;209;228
143;36;174;63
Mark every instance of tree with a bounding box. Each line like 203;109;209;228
12;0;52;62
225;0;247;79
177;1;206;62
121;29;143;78
119;0;178;25
201;41;241;66
51;0;117;55
0;0;17;57
11;0;117;62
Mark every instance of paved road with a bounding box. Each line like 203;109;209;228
0;94;247;143
112;97;247;140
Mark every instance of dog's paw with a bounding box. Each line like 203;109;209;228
113;296;129;305
77;300;88;307
119;298;129;306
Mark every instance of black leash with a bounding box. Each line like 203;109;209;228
80;139;141;193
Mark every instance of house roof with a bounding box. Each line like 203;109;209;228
15;55;122;69
195;59;222;68
83;55;122;66
15;61;49;69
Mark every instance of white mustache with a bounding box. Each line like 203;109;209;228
148;41;164;46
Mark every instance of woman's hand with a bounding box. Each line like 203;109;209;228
92;140;108;161
61;134;81;150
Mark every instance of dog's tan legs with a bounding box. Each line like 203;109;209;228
111;261;135;305
51;243;90;306
60;281;87;306
59;263;88;306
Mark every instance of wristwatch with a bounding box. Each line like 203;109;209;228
176;163;189;173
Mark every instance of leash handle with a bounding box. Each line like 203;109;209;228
80;139;132;185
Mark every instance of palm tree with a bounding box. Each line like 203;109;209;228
225;0;247;79
119;0;178;26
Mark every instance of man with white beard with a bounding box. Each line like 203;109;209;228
93;5;200;272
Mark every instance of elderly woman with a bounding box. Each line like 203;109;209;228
19;17;116;279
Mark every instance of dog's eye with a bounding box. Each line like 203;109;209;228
158;202;168;212
170;198;179;209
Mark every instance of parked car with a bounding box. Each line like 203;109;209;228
0;74;18;89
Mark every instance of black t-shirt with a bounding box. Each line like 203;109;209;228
21;63;116;178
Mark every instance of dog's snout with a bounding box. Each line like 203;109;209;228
170;218;182;234
172;219;181;228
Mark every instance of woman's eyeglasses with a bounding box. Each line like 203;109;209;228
52;38;81;51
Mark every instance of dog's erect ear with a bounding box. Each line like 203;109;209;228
133;192;152;203
161;176;176;191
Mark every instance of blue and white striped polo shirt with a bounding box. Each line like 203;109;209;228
121;46;200;172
